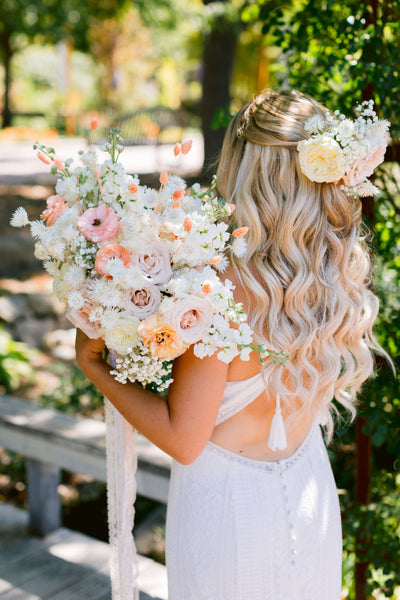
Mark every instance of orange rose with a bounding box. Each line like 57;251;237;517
138;313;187;359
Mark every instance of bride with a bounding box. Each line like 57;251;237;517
75;89;385;599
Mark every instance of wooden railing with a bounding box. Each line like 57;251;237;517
0;395;171;536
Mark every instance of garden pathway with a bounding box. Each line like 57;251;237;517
0;135;203;185
0;502;168;600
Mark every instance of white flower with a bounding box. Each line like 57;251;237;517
100;308;122;329
48;239;66;260
34;242;49;260
231;237;247;258
64;264;86;288
236;322;253;345
217;346;239;363
239;347;252;361
304;114;325;134
67;290;85;310
43;260;60;276
193;341;215;359
90;279;124;308
104;312;140;355
212;255;230;272
124;265;149;289
10;207;29;227
355;181;380;197
56;175;79;203
30;220;47;240
105;257;128;282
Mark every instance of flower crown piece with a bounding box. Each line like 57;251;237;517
297;100;391;197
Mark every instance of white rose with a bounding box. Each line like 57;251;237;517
124;284;161;318
297;135;346;183
104;313;140;355
161;296;212;345
131;239;172;285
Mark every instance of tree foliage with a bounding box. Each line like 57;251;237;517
250;0;400;595
0;0;127;126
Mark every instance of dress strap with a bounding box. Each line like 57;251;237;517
215;372;266;426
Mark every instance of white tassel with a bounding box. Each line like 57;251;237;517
268;395;287;451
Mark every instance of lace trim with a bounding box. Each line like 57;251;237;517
105;398;139;600
206;423;319;473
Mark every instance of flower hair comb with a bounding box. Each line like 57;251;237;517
297;100;391;197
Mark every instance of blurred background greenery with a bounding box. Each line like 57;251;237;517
0;1;399;599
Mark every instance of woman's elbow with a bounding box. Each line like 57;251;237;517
170;443;204;466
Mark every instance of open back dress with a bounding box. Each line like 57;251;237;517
165;372;342;600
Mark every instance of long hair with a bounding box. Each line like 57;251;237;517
217;89;384;439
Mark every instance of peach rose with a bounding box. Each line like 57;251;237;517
124;284;161;318
95;242;132;279
343;140;387;186
131;240;172;285
161;296;212;345
41;194;69;226
138;313;186;359
297;135;346;183
77;205;119;243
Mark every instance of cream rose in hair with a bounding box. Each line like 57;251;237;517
124;284;161;318
104;313;140;355
161;296;212;345
297;135;346;183
131;240;172;285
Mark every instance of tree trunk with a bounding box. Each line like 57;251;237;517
1;32;12;128
201;0;238;180
355;416;372;600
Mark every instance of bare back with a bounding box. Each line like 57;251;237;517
209;266;314;461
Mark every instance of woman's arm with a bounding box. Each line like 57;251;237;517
75;328;229;465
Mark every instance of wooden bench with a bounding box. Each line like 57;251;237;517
0;395;171;536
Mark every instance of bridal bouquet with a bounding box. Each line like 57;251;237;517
11;126;285;390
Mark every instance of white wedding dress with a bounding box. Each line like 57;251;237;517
165;372;342;600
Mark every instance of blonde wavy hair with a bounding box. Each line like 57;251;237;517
217;89;383;439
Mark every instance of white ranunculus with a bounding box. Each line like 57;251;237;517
104;313;140;355
297;135;346;183
131;239;172;285
161;295;212;345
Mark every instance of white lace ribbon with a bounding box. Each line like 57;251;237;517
105;397;139;600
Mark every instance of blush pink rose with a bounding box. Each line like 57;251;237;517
41;194;69;226
161;296;212;345
124;284;161;318
77;205;119;243
344;140;387;186
131;240;172;285
67;285;101;339
67;307;102;338
95;242;132;279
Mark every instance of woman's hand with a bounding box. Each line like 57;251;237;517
75;328;106;372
